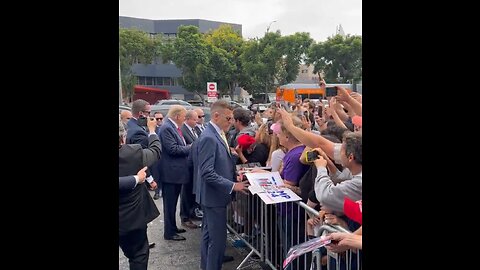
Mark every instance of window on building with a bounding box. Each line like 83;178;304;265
145;77;154;85
137;76;146;85
163;33;177;38
163;77;172;86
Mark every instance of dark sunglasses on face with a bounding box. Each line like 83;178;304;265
198;115;205;118
156;118;163;121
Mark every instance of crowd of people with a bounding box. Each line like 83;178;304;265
118;84;362;270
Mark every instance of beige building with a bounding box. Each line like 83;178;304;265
295;64;321;84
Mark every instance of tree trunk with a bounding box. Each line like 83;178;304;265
194;90;204;103
230;82;235;101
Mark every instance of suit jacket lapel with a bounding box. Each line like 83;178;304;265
194;126;202;137
169;120;185;146
209;125;231;157
183;124;196;142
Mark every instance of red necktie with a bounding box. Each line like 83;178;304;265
177;127;183;137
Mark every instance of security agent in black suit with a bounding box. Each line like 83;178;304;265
119;167;148;191
194;108;207;137
152;112;164;200
119;117;162;270
126;99;159;190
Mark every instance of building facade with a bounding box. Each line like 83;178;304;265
295;64;321;84
119;16;242;101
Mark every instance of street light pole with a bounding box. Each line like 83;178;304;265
265;20;277;103
266;20;277;33
119;59;123;105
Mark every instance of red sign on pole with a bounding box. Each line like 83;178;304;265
207;82;217;102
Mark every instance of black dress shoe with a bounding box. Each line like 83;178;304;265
164;234;186;241
148;242;155;248
176;228;187;233
222;255;234;263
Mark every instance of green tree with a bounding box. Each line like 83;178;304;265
240;33;283;99
162;26;212;101
119;28;162;100
204;25;244;99
276;32;314;85
307;34;362;84
240;31;313;100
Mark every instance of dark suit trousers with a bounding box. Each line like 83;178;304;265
200;205;227;270
151;160;162;195
119;228;149;270
180;180;196;221
162;183;182;238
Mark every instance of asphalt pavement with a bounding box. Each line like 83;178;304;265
119;190;265;270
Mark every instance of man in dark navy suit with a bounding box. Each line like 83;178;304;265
193;100;249;270
158;105;191;241
180;109;201;229
126;99;158;191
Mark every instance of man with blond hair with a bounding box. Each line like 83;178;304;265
158;105;191;241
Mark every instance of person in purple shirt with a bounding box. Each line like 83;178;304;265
276;117;309;270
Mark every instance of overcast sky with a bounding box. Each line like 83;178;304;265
119;0;361;42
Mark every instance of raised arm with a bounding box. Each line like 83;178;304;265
336;86;362;116
278;108;335;159
329;98;348;130
142;117;162;167
331;97;349;122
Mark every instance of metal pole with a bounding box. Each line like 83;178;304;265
265;78;268;103
119;59;123;105
266;20;277;33
265;20;276;104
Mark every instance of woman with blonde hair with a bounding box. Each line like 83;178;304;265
266;122;287;172
255;122;272;149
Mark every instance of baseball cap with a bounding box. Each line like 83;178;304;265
343;197;362;224
237;134;256;149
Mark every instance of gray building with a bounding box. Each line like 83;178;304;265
120;16;242;101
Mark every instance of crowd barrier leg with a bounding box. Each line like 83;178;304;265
236;250;255;270
226;189;360;270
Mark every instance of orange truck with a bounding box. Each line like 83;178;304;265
276;83;352;102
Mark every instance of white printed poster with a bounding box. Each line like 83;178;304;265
244;172;302;204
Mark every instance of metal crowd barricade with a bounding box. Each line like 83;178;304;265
226;184;361;270
227;189;265;269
